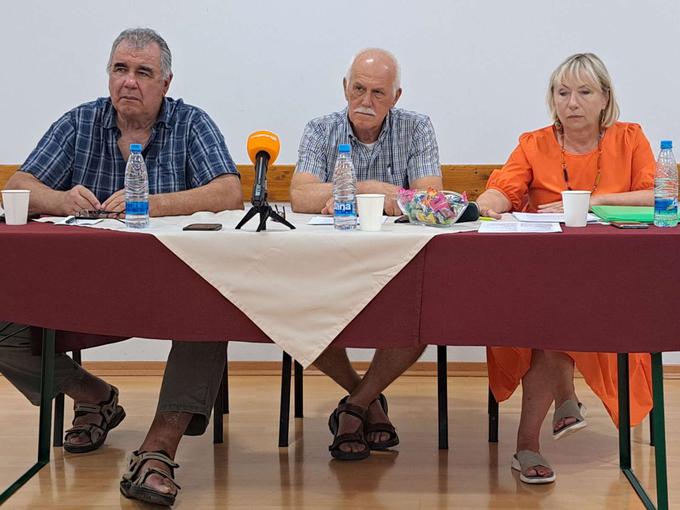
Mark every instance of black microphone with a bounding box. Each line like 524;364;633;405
247;131;280;207
236;131;293;232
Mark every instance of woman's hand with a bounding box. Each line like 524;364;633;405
476;189;511;219
537;200;563;213
478;205;503;219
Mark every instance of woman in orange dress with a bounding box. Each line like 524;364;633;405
476;53;655;484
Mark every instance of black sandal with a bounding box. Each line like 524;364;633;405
120;449;181;507
328;401;370;461
366;393;399;450
64;386;126;453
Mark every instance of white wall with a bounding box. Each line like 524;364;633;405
2;0;679;363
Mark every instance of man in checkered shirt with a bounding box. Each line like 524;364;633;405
2;28;241;506
291;48;442;461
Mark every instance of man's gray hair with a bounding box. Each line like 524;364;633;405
345;48;401;94
107;28;172;79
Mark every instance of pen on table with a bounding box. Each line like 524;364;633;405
479;216;497;221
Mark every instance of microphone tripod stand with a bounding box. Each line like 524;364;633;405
235;201;295;232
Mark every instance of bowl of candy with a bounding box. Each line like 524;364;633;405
397;188;470;227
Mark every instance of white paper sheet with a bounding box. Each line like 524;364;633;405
478;221;562;233
512;212;599;223
36;216;103;226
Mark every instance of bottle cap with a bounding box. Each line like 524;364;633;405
661;140;672;150
130;143;143;153
338;144;351;154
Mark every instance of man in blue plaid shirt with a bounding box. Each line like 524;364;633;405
291;49;442;461
2;28;241;506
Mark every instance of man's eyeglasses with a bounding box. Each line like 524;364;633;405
66;210;125;224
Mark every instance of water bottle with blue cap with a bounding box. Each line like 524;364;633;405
125;143;149;228
333;143;357;230
654;140;678;227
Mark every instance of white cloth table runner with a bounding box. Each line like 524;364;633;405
41;208;474;366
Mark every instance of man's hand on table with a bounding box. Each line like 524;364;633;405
59;185;101;215
320;182;401;216
101;189;126;215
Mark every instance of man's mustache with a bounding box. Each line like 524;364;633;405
353;107;376;116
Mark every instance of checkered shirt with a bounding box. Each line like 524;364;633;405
21;97;238;202
295;107;440;187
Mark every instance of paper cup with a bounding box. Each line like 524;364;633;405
356;194;385;231
561;190;591;227
1;190;31;225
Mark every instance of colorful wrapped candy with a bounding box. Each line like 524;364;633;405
397;187;469;227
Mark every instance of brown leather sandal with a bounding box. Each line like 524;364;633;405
328;394;400;451
120;449;181;507
328;401;370;461
63;386;126;453
366;393;399;450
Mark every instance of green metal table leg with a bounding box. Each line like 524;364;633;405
651;353;668;510
617;352;669;510
618;353;631;470
0;328;55;505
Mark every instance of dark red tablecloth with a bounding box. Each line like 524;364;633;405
420;225;680;353
0;223;423;352
2;222;679;353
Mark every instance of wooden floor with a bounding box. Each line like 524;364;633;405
0;374;677;509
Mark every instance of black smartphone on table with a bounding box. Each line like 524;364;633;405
182;223;223;231
611;221;649;229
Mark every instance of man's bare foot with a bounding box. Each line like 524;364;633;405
365;398;391;445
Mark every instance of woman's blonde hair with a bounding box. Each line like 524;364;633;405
546;53;620;128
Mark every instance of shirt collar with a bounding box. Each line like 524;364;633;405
102;97;173;130
343;107;393;144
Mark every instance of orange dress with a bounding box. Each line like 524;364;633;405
486;122;655;426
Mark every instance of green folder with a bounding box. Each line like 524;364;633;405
591;205;654;223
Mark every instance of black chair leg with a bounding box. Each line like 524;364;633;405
294;361;303;418
437;345;448;450
488;387;499;443
222;349;229;415
55;350;83;447
278;352;292;447
53;393;64;447
213;367;225;444
649;406;655;447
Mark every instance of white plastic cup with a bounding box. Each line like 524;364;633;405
561;190;591;227
1;190;31;225
356;194;385;232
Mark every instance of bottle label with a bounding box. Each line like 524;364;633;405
654;197;678;213
126;201;149;216
334;201;356;217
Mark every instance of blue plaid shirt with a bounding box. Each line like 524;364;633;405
295;107;440;187
21;97;238;202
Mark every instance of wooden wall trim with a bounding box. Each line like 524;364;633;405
1;164;497;203
17;360;675;379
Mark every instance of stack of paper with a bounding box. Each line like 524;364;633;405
478;222;562;233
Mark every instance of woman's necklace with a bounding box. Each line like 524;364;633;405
559;129;604;191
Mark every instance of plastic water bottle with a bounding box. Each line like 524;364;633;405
653;140;678;228
125;143;149;228
333;143;357;230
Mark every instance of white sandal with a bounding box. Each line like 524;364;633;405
552;400;587;440
511;450;556;484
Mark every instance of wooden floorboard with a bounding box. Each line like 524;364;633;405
0;375;677;509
